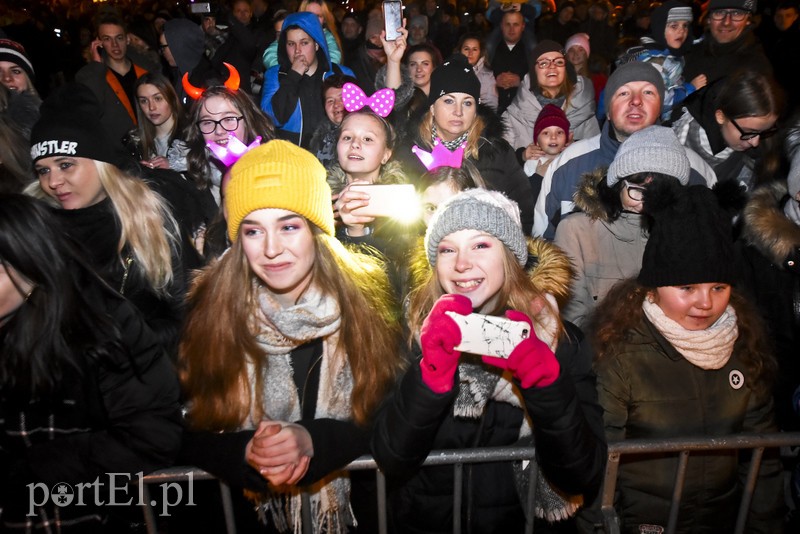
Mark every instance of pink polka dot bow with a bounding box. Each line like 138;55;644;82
341;83;396;118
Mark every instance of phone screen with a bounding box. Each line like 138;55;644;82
383;1;403;41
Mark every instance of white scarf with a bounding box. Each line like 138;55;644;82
642;299;739;370
247;284;355;534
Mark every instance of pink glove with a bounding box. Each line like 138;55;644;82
419;294;473;393
482;310;560;389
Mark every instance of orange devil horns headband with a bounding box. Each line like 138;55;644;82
182;62;241;100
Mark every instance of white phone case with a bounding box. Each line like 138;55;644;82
383;1;403;41
446;312;530;358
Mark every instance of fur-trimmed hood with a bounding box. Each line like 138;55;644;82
325;159;409;195
740;181;800;271
407;236;574;310
573;168;611;222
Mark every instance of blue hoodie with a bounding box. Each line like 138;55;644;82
261;12;354;147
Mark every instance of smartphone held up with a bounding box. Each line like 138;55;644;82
383;1;403;41
446;312;530;358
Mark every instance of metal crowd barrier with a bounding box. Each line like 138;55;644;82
134;432;800;534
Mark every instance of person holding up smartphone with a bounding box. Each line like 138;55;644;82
372;188;606;533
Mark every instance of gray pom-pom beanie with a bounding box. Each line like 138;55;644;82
425;189;528;266
606;125;691;186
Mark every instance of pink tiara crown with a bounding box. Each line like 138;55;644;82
206;134;262;167
411;140;465;171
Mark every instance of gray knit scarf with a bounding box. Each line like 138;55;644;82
247;284;355;534
451;304;583;522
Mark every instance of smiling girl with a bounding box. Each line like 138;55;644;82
179;140;402;533
372;188;606;533
185;85;275;206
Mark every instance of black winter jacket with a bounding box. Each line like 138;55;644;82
371;322;606;534
0;279;182;530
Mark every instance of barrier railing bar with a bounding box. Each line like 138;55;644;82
453;463;463;534
140;481;157;533
600;451;621;534
524;455;538;534
218;481;237;534
734;446;764;534
135;432;800;534
666;450;690;534
376;470;387;534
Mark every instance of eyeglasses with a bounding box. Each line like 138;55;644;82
730;118;778;141
623;180;646;201
709;9;748;21
536;57;566;69
158;43;169;54
196;116;244;134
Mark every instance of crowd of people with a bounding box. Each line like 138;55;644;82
1;0;800;532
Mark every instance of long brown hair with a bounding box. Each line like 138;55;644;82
179;227;403;431
591;278;776;399
134;72;186;159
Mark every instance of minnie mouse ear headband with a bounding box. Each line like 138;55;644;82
182;62;240;99
341;82;396;117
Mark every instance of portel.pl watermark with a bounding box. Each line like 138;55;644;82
26;472;196;517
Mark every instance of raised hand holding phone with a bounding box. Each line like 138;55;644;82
481;310;560;388
419;294;473;393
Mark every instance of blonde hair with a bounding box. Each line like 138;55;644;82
407;242;563;345
418;109;485;160
26;161;179;294
299;0;342;54
180;226;403;431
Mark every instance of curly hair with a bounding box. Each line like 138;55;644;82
591;278;776;399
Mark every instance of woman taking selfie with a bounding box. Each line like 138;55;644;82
179;140;403;533
403;55;536;233
0;194;181;530
372;189;606;533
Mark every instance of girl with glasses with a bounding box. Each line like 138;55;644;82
555;126;692;329
502;40;600;165
672;69;783;190
185;85;275;206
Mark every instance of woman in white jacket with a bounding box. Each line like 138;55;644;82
502;40;599;164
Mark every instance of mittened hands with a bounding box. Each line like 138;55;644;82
482;310;560;389
419;294;473;393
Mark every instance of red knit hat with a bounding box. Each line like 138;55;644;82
534;104;570;141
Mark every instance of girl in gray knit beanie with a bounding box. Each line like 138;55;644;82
371;188;607;530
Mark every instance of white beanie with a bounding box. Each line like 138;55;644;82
565;33;590;57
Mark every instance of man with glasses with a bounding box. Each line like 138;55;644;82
684;0;771;86
76;14;148;144
534;62;716;239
